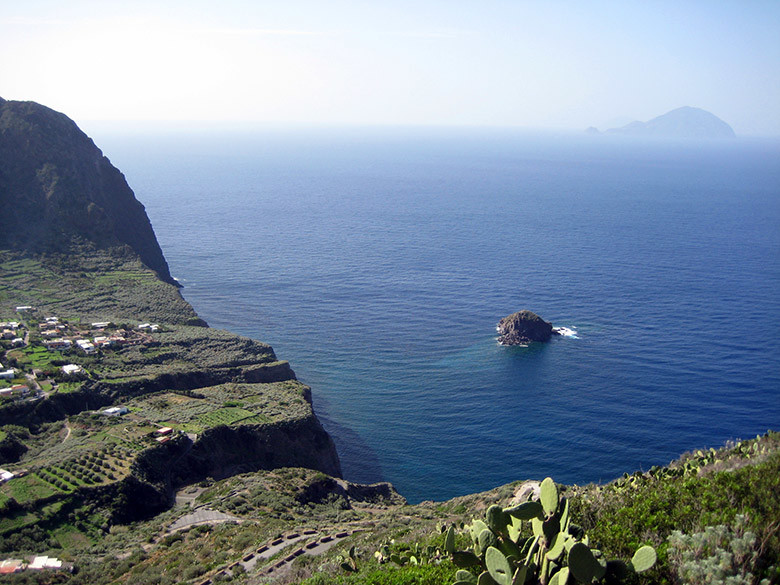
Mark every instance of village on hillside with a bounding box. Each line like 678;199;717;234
0;308;167;575
1;305;159;403
0;306;164;481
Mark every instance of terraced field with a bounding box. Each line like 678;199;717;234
127;381;308;433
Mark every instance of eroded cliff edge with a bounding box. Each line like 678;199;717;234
0;98;346;527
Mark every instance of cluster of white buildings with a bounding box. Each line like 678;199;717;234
0;359;26;399
0;320;23;346
0;556;69;575
40;317;133;354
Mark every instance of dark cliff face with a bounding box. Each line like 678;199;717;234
175;416;343;483
0;97;177;285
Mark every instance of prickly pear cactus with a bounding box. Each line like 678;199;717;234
447;477;656;585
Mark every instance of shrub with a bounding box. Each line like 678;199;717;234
667;515;771;585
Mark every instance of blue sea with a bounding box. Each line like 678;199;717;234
93;127;780;504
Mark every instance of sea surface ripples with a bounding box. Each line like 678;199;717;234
98;129;780;503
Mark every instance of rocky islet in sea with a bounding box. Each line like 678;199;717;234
496;309;561;345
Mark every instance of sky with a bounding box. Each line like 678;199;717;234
1;0;779;134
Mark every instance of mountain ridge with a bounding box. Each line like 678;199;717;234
602;106;736;138
0;97;177;286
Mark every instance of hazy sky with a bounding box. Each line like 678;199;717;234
2;0;779;134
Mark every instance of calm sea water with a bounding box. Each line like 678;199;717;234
95;127;780;503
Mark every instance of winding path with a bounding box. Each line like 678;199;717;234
195;527;364;585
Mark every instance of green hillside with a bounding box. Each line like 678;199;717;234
0;98;776;585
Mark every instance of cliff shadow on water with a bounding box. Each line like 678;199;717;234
311;392;385;486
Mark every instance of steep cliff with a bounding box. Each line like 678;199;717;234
0;97;176;285
175;416;342;483
0;97;344;530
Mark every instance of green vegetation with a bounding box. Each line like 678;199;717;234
17;345;54;369
0;250;202;326
303;563;454;585
125;381;308;433
570;432;780;583
441;477;655;585
667;515;769;585
3;472;61;504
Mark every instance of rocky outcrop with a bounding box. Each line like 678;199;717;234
298;475;406;507
175;416;343;484
497;310;557;345
0;97;177;285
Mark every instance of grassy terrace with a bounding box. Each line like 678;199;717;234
0;378;313;544
2;317;281;406
17;326;281;385
1;379;312;504
125;380;311;433
0;249;203;326
0;416;153;507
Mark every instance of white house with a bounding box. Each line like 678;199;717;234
0;386;27;398
61;364;83;375
0;369;15;380
45;339;72;351
102;406;129;416
29;556;63;569
75;339;96;354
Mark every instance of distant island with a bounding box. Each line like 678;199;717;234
590;106;736;139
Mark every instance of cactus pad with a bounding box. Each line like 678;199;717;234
631;545;657;573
